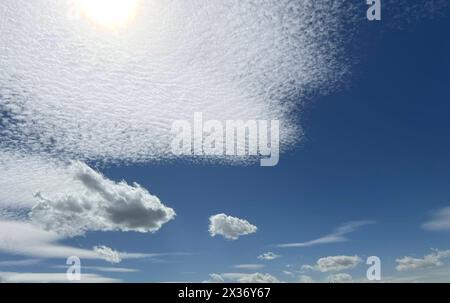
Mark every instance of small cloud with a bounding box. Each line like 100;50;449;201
208;214;257;240
422;207;450;232
283;270;294;277
207;273;280;283
302;255;362;273
396;249;450;271
277;221;374;248
93;246;122;264
258;252;280;261
298;275;314;283
328;273;353;283
233;264;265;270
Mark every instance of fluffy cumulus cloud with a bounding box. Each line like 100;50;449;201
422;207;450;232
258;252;280;261
208;273;280;283
302;255;362;273
0;0;357;165
29;161;175;236
328;273;353;283
209;214;257;240
396;250;450;271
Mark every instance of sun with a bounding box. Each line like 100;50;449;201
76;0;140;28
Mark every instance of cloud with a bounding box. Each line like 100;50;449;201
0;272;119;283
396;249;450;271
0;220;155;263
233;264;265;270
278;221;374;248
0;0;356;165
0;259;41;267
93;246;122;264
83;266;138;273
328;273;353;283
209;214;257;240
0;152;88;209
302;255;362;273
422;207;450;232
258;252;280;261
208;273;280;283
298;275;314;283
29;161;175;237
381;266;450;283
53;265;139;273
0;220;108;261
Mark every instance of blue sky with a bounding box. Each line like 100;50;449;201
1;1;450;283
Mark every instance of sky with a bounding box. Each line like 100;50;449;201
1;0;450;283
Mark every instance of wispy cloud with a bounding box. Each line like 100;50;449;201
0;220;170;264
0;259;41;267
422;207;450;232
277;221;375;248
233;264;265;270
53;265;139;273
0;272;120;283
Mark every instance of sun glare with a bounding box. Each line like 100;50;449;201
76;0;140;28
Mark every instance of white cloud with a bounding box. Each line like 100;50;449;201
0;0;354;165
302;255;362;273
396;250;450;271
0;151;88;209
53;265;139;273
298;275;314;283
422;207;450;232
278;221;374;248
209;214;257;240
258;252;280;261
83;266;138;273
233;264;265;270
29;161;175;237
0;220;106;261
0;272;119;283
208;273;280;283
93;246;122;264
0;220;155;263
381;266;450;283
328;273;353;283
0;259;41;267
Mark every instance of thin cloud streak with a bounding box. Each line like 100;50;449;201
277;221;375;248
